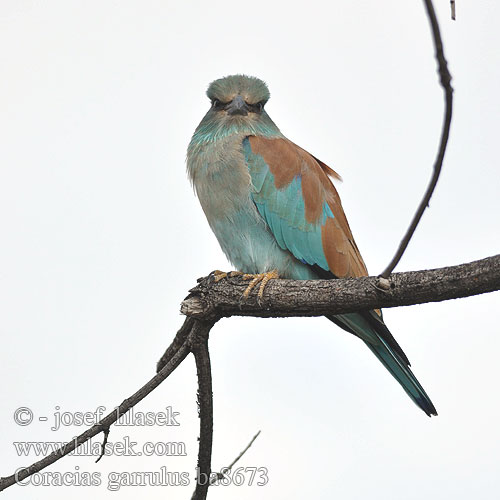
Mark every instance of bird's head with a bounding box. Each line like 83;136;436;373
207;74;270;118
191;75;282;143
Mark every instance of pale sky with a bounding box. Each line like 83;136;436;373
1;1;499;499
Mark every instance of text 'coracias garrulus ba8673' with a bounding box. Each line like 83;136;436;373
187;74;437;417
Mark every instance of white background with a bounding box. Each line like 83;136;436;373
1;1;499;499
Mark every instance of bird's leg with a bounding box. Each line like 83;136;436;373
241;269;279;299
212;270;243;282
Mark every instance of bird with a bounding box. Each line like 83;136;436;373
187;74;437;417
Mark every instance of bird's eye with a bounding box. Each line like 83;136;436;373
212;99;223;109
247;101;265;113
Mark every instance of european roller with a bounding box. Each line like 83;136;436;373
187;74;437;416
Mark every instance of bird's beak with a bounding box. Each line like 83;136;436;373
226;95;249;116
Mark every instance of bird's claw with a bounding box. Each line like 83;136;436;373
212;269;279;302
241;270;279;300
212;270;243;282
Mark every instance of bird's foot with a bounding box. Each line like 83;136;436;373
212;270;243;282
241;270;279;300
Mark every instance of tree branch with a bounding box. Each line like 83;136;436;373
0;320;192;492
181;256;500;320
380;0;453;278
191;320;215;500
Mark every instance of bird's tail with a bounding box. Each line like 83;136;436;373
328;311;437;417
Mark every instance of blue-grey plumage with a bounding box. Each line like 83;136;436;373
187;74;437;416
187;76;316;280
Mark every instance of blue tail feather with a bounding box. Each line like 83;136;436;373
329;312;437;416
363;335;437;417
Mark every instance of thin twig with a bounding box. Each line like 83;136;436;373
0;320;193;492
95;426;110;463
380;0;453;278
210;430;262;485
191;321;214;500
450;1;456;20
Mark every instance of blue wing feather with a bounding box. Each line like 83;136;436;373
243;137;330;271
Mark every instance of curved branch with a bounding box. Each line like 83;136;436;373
380;0;454;278
182;255;500;320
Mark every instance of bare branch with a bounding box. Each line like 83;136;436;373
380;0;454;278
0;320;192;492
210;431;261;485
191;320;215;500
182;256;500;320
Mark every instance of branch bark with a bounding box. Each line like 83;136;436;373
181;255;500;321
